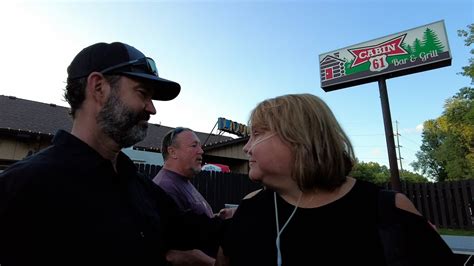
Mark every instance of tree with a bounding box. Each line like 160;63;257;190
412;88;474;181
351;161;389;185
457;23;474;84
441;88;474;179
351;161;428;185
400;169;428;183
411;24;474;181
411;119;448;181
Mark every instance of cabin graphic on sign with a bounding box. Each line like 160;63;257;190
320;52;346;81
319;21;451;92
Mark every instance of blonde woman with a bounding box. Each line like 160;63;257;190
216;94;454;266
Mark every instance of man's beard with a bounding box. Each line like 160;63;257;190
97;91;150;148
191;165;202;175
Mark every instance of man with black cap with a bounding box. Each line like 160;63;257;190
0;42;220;266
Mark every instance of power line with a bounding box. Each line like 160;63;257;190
399;135;420;145
400;146;419;154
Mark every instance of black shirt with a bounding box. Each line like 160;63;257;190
0;130;220;266
222;180;386;266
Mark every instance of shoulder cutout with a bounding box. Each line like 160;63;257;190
395;192;421;216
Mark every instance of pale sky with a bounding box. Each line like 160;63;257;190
0;0;472;173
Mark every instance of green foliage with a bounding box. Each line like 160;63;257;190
412;87;474;181
412;24;474;181
351;160;428;184
457;23;474;84
438;228;474;236
411;119;449;181
351;160;389;185
399;169;429;183
443;88;474;178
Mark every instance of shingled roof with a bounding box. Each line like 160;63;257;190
0;95;232;152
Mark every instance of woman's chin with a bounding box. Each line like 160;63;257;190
248;174;262;183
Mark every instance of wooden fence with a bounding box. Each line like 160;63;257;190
136;163;474;230
399;180;473;230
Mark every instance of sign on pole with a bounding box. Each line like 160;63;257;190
318;20;451;191
319;20;451;92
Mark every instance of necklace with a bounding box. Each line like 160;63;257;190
274;191;302;266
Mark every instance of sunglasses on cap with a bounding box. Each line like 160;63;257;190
100;57;159;77
169;127;186;143
162;127;187;152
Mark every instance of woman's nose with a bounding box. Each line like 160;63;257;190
243;140;252;155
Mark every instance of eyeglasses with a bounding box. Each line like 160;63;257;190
100;57;159;77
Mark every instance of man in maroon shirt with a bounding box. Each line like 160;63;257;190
153;127;219;264
153;127;214;218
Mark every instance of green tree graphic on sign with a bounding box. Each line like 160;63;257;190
413;38;423;54
344;27;446;76
422;28;445;53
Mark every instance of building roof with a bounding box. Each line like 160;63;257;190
0;95;72;137
202;135;249;151
0;95;232;152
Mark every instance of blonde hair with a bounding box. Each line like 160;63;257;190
249;93;354;191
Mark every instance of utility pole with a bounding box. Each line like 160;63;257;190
395;120;404;177
379;78;401;191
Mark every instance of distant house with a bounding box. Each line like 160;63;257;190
0;95;249;173
320;54;346;81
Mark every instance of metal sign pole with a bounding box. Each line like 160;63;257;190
378;78;401;191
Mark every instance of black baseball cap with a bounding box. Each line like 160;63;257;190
67;42;180;101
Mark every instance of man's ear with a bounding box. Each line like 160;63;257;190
168;146;178;159
86;72;109;105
